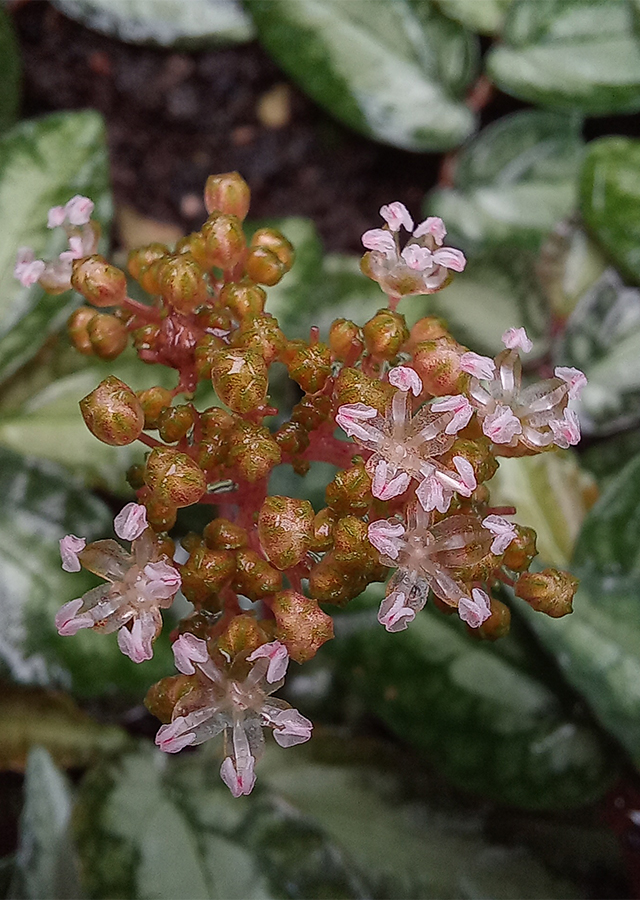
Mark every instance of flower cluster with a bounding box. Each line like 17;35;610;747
34;182;584;797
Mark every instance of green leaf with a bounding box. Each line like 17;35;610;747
555;269;640;436
0;351;176;493
486;0;640;115
52;0;255;46
507;452;640;769
0;448;172;697
74;741;581;900
0;684;127;772
0;7;21;135
579;136;640;285
426;110;584;253
422;246;551;358
246;0;478;151
0;111;111;382
437;0;512;35
334;592;613;810
9;747;82;900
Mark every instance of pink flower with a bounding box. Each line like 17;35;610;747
371;460;412;500
550;408;581;448
430;395;473;435
220;754;256;798
47;206;67;229
458;588;492;628
416;456;476;514
502;327;533;353
361;229;397;256
380;201;414;233
117;614;155;663
431;246;466;272
54;598;94;636
268;708;313;747
378;590;416;632
64;195;94;226
247;640;290;683
460;352;495;380
482;405;523;444
59;534;86;572
14;247;46;288
172;633;209;675
114;503;148;541
155;720;197;753
335;403;378;442
367;519;406;560
401;244;434;271
482;515;517;555
413;216;447;244
554;367;587;400
388;365;422;396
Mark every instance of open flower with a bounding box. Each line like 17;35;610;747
55;504;181;663
361;205;466;305
14;196;99;293
466;330;586;450
156;636;311;797
368;504;492;630
336;367;477;513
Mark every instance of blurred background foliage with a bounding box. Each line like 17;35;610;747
1;1;640;897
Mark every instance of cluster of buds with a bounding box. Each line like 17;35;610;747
25;181;584;797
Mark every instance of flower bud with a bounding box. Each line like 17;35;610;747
269;590;333;662
251;228;295;270
220;278;266;319
87;313;128;360
234;314;286;365
217;614;265;660
234;549;282;600
291;393;333;430
204;172;251;221
145;674;197;723
475;596;511;640
139;260;164;295
503;525;537;572
68;306;97;355
80;376;144;445
310;508;337;552
274;421;310;456
126;463;146;490
127;243;168;281
194;335;225;381
197;213;246;271
404;316;449;354
363;309;409;361
144;491;177;531
245;247;286;286
136;386;174;429
227;421;282;482
203;518;248;551
132;323;160;355
180;545;236;607
333;367;394;415
282;340;332;393
329;318;364;361
412;337;469;396
157;404;195;443
258;496;314;570
144;447;206;507
200;407;236;438
71;255;127;308
210;348;269;413
325;460;372;515
515;569;578;618
159;254;209;314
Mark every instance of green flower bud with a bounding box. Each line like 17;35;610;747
80;376;144;446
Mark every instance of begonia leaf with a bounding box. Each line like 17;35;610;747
0;111;111;383
51;0;255;46
0;448;172;697
0;7;21;135
426;110;584;253
72;741;581;899
0;685;127;773
486;0;640;115
245;0;478;151
8;747;81;900
334;586;613;810
555;269;640;436
437;0;512;35
579;136;640;286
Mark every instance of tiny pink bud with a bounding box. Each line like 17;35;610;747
47;205;67;229
379;201;414;233
14;247;45;287
388;365;422;396
413;216;447;244
64;195;94;226
60;534;86;572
